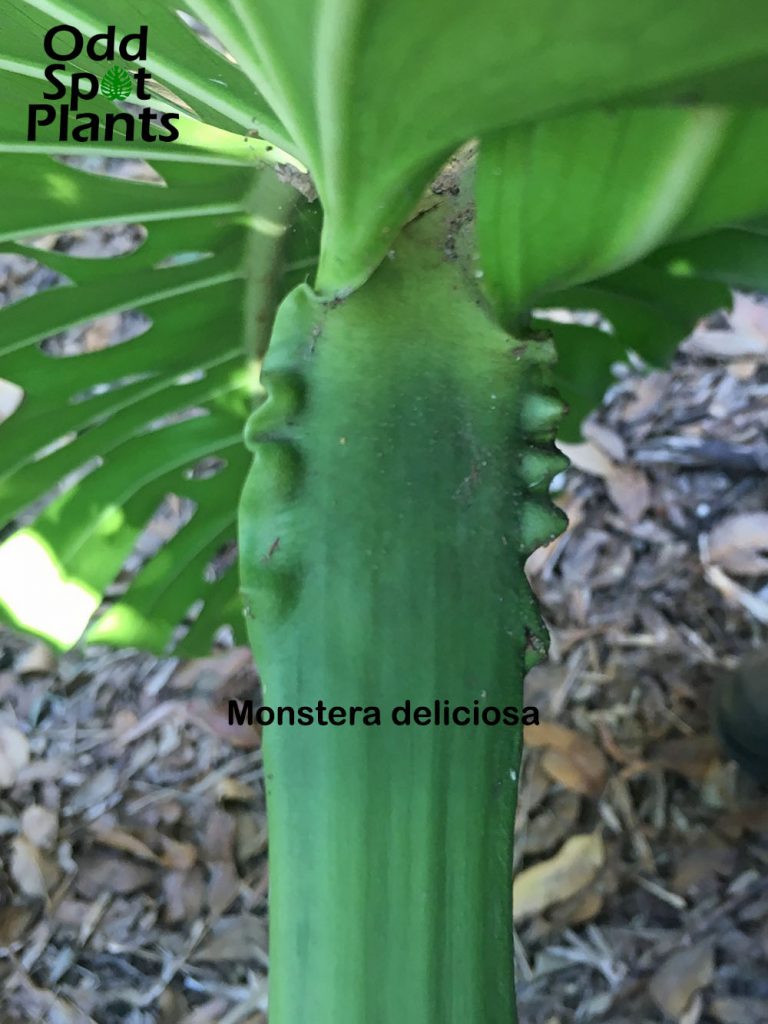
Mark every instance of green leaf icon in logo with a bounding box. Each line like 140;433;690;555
100;65;133;102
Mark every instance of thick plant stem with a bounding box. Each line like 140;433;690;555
239;201;566;1024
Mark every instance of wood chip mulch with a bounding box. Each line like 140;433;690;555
519;292;768;1024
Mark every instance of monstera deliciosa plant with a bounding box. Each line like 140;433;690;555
2;2;768;1021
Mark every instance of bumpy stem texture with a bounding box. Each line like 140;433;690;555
239;199;566;1024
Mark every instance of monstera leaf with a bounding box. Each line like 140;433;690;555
0;114;319;654
475;106;768;437
476;106;768;318
100;64;133;101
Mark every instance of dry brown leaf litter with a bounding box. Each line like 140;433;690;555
0;640;267;1023
516;294;768;1024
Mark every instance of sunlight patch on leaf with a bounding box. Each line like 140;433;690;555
248;214;293;239
44;171;79;205
665;258;696;277
89;602;149;644
0;529;101;647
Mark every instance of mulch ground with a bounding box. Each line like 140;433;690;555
1;228;768;1022
518;293;768;1024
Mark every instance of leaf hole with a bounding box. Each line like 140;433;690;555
534;307;614;334
142;406;210;436
69;372;155;405
52;154;166;188
123;492;198;575
40;310;153;357
142;80;200;117
0;379;25;425
213;624;236;648
2;456;104;538
18;223;147;260
175;10;239;65
175;369;207;386
183;456;228;481
0;253;72;309
154;251;214;270
96;492;198;608
164;594;207;652
34;433;79;461
204;540;237;583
